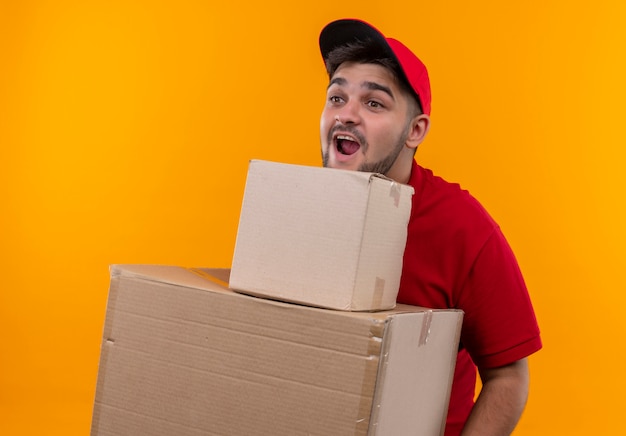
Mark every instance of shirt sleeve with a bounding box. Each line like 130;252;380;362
456;227;542;369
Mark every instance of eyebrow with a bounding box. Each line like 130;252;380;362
327;77;347;89
328;77;396;101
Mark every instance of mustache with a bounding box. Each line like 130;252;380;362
327;124;368;151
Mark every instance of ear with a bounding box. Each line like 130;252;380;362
405;114;430;151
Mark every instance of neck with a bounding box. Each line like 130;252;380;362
385;150;414;184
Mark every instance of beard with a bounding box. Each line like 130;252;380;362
322;121;410;176
357;135;405;175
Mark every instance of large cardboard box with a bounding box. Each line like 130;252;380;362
91;265;462;436
230;160;415;311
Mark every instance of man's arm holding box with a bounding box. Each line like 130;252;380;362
461;358;530;436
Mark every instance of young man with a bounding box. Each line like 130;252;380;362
319;19;542;436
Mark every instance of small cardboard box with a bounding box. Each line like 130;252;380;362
230;160;415;311
91;265;462;436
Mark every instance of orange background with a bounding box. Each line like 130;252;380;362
1;1;625;434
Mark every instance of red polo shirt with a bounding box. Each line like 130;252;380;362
397;160;542;435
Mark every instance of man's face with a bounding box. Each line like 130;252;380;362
320;62;414;176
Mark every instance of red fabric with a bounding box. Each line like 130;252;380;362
397;161;542;435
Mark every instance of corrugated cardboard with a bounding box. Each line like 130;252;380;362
91;265;462;436
230;160;415;311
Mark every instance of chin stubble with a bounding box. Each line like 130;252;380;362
357;123;411;175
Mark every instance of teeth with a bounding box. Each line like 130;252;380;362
336;135;356;142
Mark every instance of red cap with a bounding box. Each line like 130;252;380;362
319;19;431;115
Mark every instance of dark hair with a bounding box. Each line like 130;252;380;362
324;40;423;116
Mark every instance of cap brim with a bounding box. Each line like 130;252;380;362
319;19;394;61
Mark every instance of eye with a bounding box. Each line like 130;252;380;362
367;100;384;109
329;95;344;104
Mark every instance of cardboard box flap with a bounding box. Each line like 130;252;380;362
199;267;230;284
110;264;227;292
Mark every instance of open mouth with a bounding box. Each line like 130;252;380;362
335;135;361;156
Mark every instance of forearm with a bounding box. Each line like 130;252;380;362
461;359;530;436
